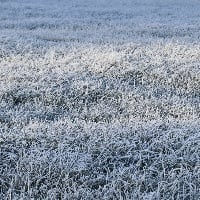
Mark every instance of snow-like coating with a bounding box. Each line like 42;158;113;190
0;0;200;199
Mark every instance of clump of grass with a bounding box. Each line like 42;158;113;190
1;122;199;199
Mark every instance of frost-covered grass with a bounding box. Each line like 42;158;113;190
0;0;200;199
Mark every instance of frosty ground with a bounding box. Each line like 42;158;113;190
0;0;200;199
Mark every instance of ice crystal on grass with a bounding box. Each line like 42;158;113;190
0;0;200;199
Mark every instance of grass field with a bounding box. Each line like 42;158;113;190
0;0;200;199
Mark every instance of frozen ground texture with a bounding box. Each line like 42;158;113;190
0;0;200;199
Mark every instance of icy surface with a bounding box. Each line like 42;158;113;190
0;0;200;199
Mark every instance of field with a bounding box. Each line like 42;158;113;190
0;0;200;199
